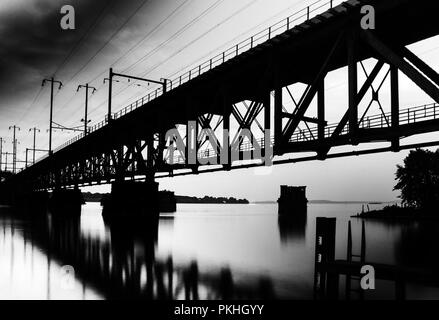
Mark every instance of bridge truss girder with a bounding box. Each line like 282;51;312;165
11;7;439;190
274;27;439;160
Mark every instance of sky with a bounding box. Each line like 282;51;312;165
0;0;438;202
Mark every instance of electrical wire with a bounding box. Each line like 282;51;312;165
52;0;115;77
122;0;226;74
66;0;151;84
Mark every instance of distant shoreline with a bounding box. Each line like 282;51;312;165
351;205;439;220
82;192;395;206
252;200;396;205
83;192;249;204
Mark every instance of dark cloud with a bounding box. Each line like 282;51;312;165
0;0;127;108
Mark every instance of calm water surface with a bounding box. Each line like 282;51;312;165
1;202;439;300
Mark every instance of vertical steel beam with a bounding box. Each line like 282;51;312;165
146;134;154;170
347;30;358;145
84;84;89;135
115;145;124;182
108;68;113;123
186;120;198;167
222;97;231;169
317;79;326;159
49;78;54;154
391;66;400;151
274;87;283;155
264;92;271;159
158;132;165;168
0;138;3;171
185;123;190;165
318;79;325;142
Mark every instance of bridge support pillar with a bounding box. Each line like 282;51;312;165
277;185;308;217
102;180;159;223
0;183;13;205
347;29;359;145
49;188;83;218
391;65;400;152
24;191;49;216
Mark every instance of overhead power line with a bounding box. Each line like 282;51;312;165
87;0;193;85
17;85;44;125
122;0;226;74
104;0;258;113
52;0;153;120
141;0;260;78
19;0;115;130
84;0;227;117
66;0;151;84
52;0;115;77
67;0;226;123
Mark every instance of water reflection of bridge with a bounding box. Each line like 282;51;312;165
18;212;276;300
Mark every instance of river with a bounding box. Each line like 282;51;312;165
1;202;438;300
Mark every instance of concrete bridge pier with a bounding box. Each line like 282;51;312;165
48;188;83;218
24;191;49;216
102;180;160;224
277;185;308;217
0;183;13;205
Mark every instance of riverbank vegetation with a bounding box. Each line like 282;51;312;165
356;148;439;219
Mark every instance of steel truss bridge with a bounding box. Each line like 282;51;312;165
5;0;439;190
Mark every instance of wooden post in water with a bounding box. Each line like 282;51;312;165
346;221;353;300
361;221;366;263
314;217;337;299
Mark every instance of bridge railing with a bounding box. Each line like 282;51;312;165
48;0;346;157
161;0;338;90
288;102;439;142
166;103;439;165
42;102;439;169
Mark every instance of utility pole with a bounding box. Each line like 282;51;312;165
42;77;63;155
104;68;166;123
104;68;114;124
1;152;12;172
2;152;10;172
9;125;20;174
77;83;97;135
29;127;40;164
0;137;3;172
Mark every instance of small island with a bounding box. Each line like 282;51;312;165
355;148;439;220
175;195;248;204
83;192;248;204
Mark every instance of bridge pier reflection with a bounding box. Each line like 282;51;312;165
10;204;276;299
278;214;307;244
